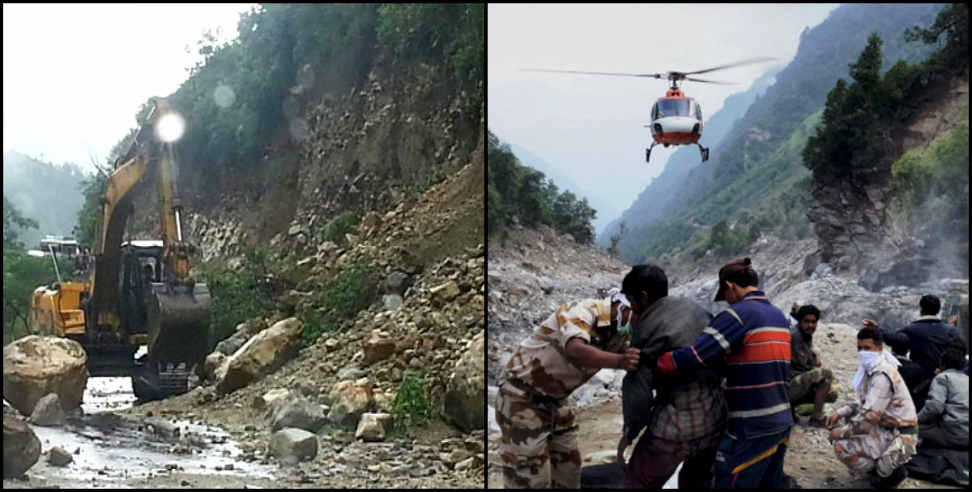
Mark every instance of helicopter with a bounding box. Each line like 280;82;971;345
524;57;775;163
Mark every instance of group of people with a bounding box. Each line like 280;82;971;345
496;257;969;489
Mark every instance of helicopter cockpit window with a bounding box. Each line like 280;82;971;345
655;99;692;117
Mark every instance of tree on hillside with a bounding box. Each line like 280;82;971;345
3;195;38;246
905;3;968;69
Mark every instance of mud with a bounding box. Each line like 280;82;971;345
3;377;281;489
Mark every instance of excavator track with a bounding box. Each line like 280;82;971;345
132;360;194;401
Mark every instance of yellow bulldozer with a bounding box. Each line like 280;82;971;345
29;97;212;401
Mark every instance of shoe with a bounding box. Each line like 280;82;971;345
870;466;907;489
806;416;827;428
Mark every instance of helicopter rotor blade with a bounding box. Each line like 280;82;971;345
684;76;735;85
682;56;776;76
522;68;665;79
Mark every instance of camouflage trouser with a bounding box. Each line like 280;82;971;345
496;382;581;488
787;367;834;403
833;427;918;478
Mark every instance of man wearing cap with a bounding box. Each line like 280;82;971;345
655;257;793;488
496;276;641;488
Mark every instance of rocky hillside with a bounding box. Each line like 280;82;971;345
604;4;945;266
807;72;969;290
60;5;487;488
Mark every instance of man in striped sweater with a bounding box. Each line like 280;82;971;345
656;257;794;488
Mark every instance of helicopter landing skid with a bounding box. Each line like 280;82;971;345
697;143;710;162
646;143;659;163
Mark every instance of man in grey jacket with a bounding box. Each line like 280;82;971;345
916;347;969;449
615;264;726;488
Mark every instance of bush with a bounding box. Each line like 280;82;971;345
487;130;597;243
198;246;280;345
300;262;377;345
321;212;361;245
391;370;431;430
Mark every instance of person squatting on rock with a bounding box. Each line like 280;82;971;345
915;347;969;450
656;257;794;488
614;264;726;488
787;304;836;427
868;294;966;411
825;325;917;489
496;277;640;488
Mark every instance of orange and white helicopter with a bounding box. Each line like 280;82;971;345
524;57;775;163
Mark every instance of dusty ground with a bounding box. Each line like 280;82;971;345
487;323;961;489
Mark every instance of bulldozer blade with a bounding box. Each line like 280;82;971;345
146;282;212;366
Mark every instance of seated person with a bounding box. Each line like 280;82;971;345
825;326;917;489
787;304;836;426
916;347;969;450
868;294;965;411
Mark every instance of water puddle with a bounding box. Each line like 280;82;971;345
20;375;278;486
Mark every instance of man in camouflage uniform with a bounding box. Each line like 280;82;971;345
826;326;917;489
497;280;640;488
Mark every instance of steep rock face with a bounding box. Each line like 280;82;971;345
808;74;968;289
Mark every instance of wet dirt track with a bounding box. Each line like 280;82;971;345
3;377;282;489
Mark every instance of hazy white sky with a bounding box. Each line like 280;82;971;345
488;3;837;232
3;3;255;172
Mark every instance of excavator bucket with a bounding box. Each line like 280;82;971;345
146;282;212;365
133;281;211;400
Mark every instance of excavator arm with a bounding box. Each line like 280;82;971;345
85;97;211;398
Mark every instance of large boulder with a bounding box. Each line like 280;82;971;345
355;412;392;442
3;336;88;416
3;415;41;477
215;318;303;396
443;332;485;432
29;393;65;427
271;397;327;433
269;428;318;465
326;378;374;426
254;388;296;414
215;332;248;356
47;446;73;467
363;330;396;365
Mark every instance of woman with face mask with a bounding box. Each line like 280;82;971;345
824;325;918;489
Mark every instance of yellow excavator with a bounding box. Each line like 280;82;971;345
29;97;212;401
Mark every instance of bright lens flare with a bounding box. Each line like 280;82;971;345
156;113;185;142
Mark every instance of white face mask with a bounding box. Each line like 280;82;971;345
612;293;633;336
858;350;882;372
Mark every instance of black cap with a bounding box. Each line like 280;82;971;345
714;257;753;302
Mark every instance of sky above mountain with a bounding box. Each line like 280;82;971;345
488;3;836;230
3;4;254;172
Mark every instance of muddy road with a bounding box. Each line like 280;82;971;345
6;375;483;489
3;377;281;489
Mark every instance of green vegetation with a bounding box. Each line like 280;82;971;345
805;4;969;177
488;131;597;244
890;114;969;238
376;4;483;89
609;4;946;265
299;262;378;346
197;246;281;346
321;212;361;245
3;197;74;345
391;370;432;432
3;151;87;249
